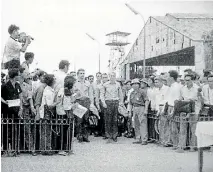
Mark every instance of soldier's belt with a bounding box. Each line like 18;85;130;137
132;104;144;107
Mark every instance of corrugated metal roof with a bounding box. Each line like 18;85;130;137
152;13;213;40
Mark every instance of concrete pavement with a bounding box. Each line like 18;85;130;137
1;136;213;172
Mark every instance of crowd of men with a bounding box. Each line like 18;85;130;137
1;24;213;157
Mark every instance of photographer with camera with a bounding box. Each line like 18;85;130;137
2;24;32;70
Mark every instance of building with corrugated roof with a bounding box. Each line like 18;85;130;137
119;13;213;79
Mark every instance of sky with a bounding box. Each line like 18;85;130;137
1;0;213;76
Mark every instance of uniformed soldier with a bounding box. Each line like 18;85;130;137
129;78;149;145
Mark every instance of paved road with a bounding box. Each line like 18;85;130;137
2;136;213;172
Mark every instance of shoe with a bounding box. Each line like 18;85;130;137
117;133;122;137
78;135;83;143
32;152;37;156
106;139;112;144
58;151;68;156
42;151;54;156
163;144;170;147
176;148;184;153
83;138;90;142
133;140;142;144
112;138;117;142
141;141;148;145
189;148;196;152
171;146;178;150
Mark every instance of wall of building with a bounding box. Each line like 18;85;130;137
127;17;193;65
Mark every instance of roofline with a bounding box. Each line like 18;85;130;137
151;16;204;41
122;15;206;66
166;13;213;20
106;31;131;36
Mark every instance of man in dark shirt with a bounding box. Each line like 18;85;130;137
1;69;22;155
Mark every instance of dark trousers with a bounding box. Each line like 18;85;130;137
75;98;91;140
40;106;55;151
54;114;72;151
105;100;119;139
97;104;105;135
2;108;19;151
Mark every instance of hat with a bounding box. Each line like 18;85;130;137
140;78;149;85
131;78;140;85
116;78;125;82
124;79;131;84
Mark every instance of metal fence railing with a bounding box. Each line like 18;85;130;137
1;116;74;157
147;113;213;149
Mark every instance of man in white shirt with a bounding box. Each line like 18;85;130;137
201;74;213;115
177;74;200;153
154;76;170;146
166;70;182;149
21;52;34;75
3;25;30;69
54;60;70;93
73;68;94;142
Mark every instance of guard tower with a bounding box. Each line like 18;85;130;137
106;31;130;76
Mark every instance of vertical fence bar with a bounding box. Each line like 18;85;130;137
39;120;42;152
45;120;47;151
23;118;26;151
12;115;14;152
18;119;20;153
6;118;8;152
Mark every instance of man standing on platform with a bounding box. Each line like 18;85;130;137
3;25;31;69
73;68;94;142
100;72;123;143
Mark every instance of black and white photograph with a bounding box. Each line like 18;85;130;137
1;0;213;172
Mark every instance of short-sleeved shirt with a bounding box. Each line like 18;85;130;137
167;82;182;106
53;70;67;93
73;80;94;103
56;88;74;114
21;61;30;75
130;88;148;106
202;84;213;105
39;86;55;118
21;82;33;106
3;37;22;62
100;81;123;102
33;83;46;107
180;84;198;101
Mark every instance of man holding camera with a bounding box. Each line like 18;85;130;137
3;25;32;70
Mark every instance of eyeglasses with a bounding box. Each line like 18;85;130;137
185;79;191;82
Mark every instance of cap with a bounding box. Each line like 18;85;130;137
131;78;140;85
124;79;131;84
140;78;149;85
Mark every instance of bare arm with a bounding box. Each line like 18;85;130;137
100;85;106;107
20;38;30;52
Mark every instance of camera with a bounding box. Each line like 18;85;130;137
18;32;34;44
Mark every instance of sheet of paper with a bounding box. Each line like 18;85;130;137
7;99;20;107
73;104;87;118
